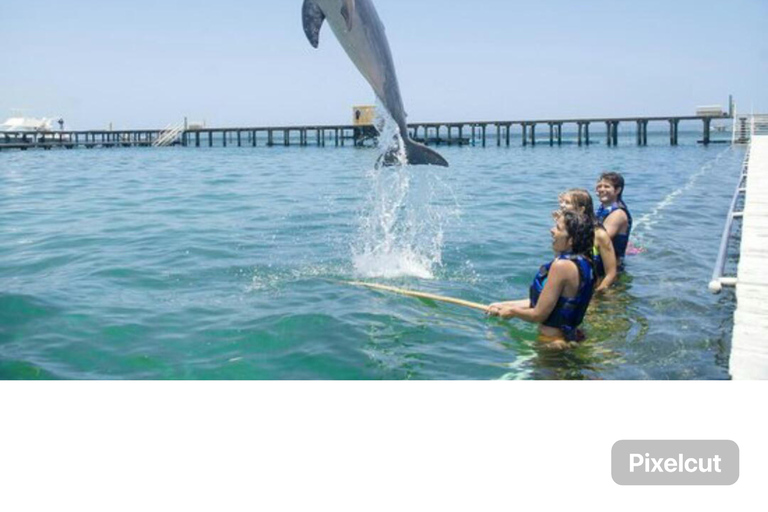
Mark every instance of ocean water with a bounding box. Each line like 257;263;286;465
0;131;743;379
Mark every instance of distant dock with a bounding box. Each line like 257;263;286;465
0;114;735;152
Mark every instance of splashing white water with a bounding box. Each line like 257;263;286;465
351;103;457;279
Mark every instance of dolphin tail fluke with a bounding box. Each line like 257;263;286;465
403;138;449;167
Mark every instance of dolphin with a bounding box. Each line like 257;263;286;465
302;0;449;167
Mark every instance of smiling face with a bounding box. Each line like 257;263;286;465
596;179;621;205
550;216;572;254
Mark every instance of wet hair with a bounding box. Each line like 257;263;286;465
598;172;625;202
562;188;598;226
560;210;595;258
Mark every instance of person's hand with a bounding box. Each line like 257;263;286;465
542;339;573;350
487;303;517;319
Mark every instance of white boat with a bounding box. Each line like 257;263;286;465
0;113;70;145
0;115;55;133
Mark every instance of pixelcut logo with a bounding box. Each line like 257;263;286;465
612;440;739;485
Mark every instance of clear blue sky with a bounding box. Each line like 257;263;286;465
2;0;766;130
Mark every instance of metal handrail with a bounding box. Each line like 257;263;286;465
152;122;185;147
709;145;750;293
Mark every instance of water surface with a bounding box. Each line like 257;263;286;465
0;132;742;379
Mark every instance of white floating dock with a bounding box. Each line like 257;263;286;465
730;133;768;379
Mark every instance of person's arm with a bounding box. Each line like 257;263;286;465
595;229;617;292
602;209;628;239
488;299;529;310
489;260;570;323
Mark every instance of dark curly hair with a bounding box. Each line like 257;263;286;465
560;210;595;258
598;172;625;202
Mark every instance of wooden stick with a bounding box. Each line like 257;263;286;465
347;281;490;312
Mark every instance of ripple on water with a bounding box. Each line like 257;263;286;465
0;139;744;379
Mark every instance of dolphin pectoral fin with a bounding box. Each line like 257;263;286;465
340;0;356;31
302;0;326;48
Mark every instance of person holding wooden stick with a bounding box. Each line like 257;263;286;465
487;210;596;348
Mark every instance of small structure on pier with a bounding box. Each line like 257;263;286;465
352;105;377;146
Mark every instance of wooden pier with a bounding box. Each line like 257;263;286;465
730;132;768;379
0;114;729;152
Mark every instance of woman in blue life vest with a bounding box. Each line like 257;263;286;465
560;188;617;292
488;210;596;349
595;172;632;269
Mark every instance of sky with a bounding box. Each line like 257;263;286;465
1;0;766;130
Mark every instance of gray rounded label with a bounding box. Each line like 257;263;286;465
612;440;739;485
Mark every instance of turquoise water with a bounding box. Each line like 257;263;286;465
0;132;743;379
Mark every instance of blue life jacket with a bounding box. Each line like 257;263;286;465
596;201;632;266
529;253;595;341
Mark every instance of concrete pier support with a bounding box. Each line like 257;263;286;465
267;130;273;147
223;131;227;147
670;119;680;146
703;118;711;145
530;123;536;146
458;126;464;146
505;124;511;146
481;124;487;147
522;123;528;147
549;123;555;146
606;121;618;146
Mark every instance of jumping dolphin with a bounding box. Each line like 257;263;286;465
302;0;449;167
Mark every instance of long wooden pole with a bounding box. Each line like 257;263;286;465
347;281;489;312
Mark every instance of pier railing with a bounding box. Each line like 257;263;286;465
709;144;750;293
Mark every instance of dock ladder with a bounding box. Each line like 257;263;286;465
731;113;750;144
152;122;185;147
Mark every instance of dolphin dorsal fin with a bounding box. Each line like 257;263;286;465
302;0;326;48
340;0;356;31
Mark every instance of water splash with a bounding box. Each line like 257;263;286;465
351;103;457;279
